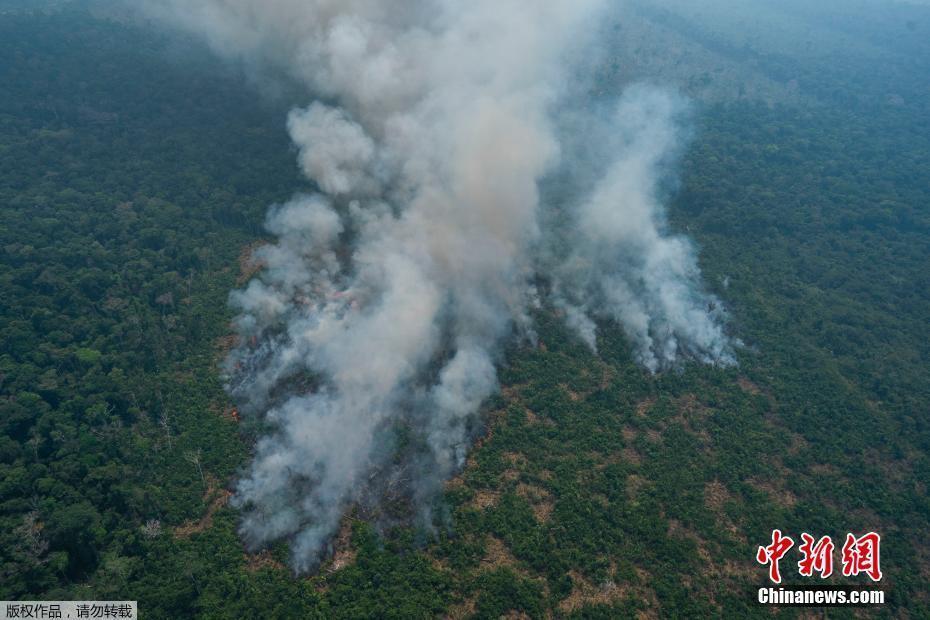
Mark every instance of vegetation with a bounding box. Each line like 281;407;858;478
1;5;927;618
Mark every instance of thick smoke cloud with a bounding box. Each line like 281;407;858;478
144;0;735;570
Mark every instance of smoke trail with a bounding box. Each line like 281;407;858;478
550;86;736;371
144;0;735;570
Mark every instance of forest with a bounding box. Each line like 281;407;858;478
1;3;928;618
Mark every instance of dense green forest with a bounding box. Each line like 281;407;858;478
1;4;928;618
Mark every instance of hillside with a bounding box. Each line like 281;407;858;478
1;4;928;618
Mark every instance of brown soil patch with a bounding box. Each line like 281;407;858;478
480;536;522;572
695;525;767;606
325;517;357;573
672;394;710;424
562;383;583;402
809;462;840;477
864;447;916;488
444;535;545;619
444;596;477;620
590;449;628;471
635;398;655;417
516;483;554;523
675;393;701;413
471;489;501;510
787;432;808;455
703;481;746;543
502;452;528;468
749;478;797;508
666;519;739;582
621;447;643;466
668;519;706;549
214;333;239;359
237;241;268;285
444;476;465;490
737;377;762;395
174;484;231;539
245;550;286;573
558;570;627;613
525;407;555;427
691;429;714;451
626;474;649;501
704;481;730;513
632;568;661;619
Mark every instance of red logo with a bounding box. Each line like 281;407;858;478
756;529;794;584
757;530;882;583
798;533;834;578
841;532;883;582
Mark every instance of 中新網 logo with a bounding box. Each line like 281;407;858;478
756;530;882;583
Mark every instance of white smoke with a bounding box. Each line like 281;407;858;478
551;86;735;371
143;0;735;570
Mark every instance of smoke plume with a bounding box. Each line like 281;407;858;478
549;86;735;371
144;0;735;570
